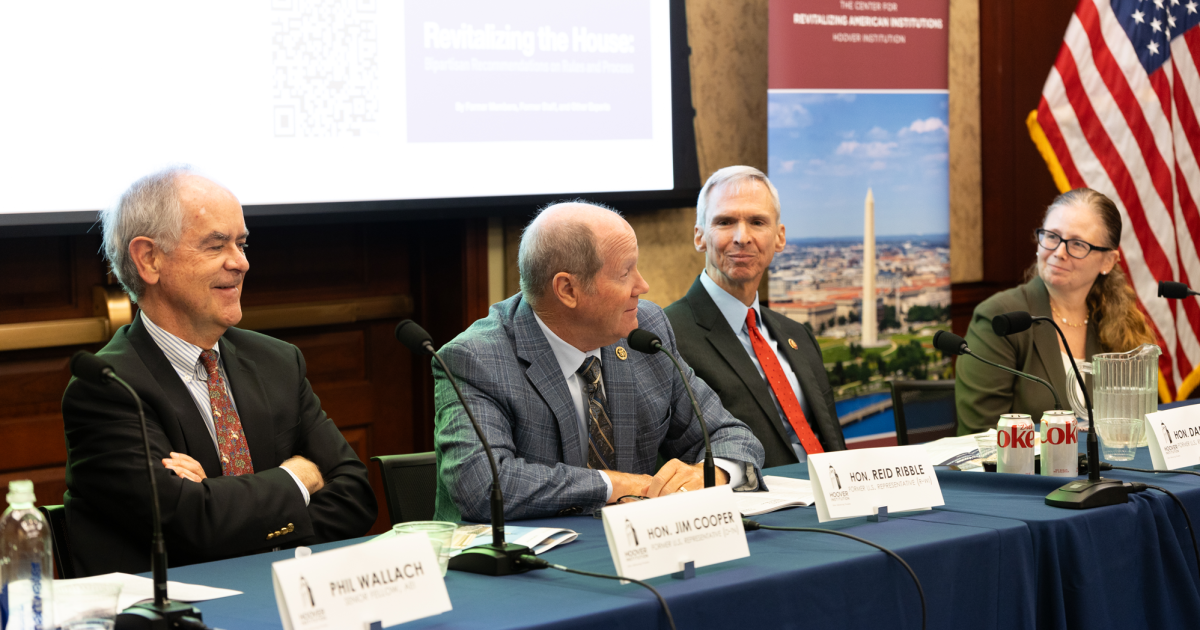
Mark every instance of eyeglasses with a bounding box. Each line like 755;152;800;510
1036;229;1114;259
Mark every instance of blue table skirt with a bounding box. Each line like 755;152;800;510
163;478;1034;630
154;446;1200;630
937;444;1200;629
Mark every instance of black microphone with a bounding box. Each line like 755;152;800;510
989;312;1129;509
394;320;534;576
395;319;435;355
990;311;1034;336
1159;281;1200;299
933;331;1063;410
69;352;206;628
628;329;716;488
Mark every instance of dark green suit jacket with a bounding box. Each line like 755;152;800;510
956;276;1100;434
665;276;846;469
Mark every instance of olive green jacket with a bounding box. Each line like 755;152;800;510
956;276;1099;435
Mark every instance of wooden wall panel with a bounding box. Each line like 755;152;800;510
0;218;487;541
950;0;1078;333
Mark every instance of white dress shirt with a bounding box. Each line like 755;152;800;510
699;271;813;462
532;313;745;496
141;313;309;505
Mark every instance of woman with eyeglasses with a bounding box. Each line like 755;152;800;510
956;188;1157;435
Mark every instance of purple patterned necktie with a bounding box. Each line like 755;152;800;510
199;349;254;476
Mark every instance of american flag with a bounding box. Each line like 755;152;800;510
1031;0;1200;400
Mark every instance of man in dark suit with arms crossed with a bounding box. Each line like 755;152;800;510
62;168;376;577
666;166;846;468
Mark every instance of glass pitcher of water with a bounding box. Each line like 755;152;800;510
1066;344;1160;461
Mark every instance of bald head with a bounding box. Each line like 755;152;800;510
518;201;629;308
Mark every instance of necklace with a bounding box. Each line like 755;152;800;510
1050;303;1089;328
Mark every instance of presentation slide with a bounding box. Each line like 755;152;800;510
0;0;675;218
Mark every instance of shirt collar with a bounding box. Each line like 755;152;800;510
140;311;221;380
532;312;602;381
699;270;763;335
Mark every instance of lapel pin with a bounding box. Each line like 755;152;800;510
615;347;628;360
788;339;798;350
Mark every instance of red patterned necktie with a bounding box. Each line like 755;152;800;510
199;349;254;476
745;309;824;455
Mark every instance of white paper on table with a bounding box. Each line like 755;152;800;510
735;476;815;516
371;525;579;556
56;572;241;611
924;435;983;466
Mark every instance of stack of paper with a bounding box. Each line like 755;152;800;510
736;476;816;516
450;525;578;555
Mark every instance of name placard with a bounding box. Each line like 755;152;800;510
601;485;749;581
808;445;944;522
271;534;452;630
1145;406;1200;470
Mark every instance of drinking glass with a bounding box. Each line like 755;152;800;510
1095;417;1145;462
393;521;458;576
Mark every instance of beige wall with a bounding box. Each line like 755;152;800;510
500;0;983;304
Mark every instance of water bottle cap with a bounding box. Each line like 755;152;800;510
6;479;35;505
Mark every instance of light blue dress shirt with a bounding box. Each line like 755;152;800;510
531;312;745;495
699;271;812;462
141;313;309;504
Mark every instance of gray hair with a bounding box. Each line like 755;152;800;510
695;165;781;228
518;200;622;308
99;167;191;302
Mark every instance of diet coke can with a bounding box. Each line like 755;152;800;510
996;413;1035;474
1040;410;1079;477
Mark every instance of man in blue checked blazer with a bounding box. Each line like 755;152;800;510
433;202;766;522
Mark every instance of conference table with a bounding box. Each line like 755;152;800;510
161;423;1200;630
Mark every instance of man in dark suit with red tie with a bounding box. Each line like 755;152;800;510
61;168;376;576
665;166;846;468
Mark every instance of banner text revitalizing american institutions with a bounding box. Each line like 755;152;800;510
792;14;944;29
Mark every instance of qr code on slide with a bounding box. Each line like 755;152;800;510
272;0;379;138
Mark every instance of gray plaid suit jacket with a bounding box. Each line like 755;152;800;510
432;294;766;522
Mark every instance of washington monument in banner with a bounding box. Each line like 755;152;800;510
862;188;877;346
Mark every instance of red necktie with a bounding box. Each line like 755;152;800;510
199;350;255;476
746;309;824;455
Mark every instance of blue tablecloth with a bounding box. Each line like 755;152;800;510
155;426;1200;629
164;486;1035;630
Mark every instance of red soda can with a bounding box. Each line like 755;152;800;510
996;413;1035;474
1040;410;1079;477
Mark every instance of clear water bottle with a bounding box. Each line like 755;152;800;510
1;480;53;630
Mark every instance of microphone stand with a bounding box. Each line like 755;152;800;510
962;348;1064;411
106;372;205;629
651;341;716;488
1035;317;1130;509
426;343;534;576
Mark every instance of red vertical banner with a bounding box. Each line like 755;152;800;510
768;0;950;448
769;0;948;90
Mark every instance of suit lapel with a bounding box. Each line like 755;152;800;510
219;336;276;471
686;278;796;450
601;343;637;472
513;301;586;467
1027;279;1068;399
126;313;223;477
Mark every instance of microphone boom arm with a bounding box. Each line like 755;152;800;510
963;349;1063;411
654;342;716;488
428;345;507;548
112;373;169;608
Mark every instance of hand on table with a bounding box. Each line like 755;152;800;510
646;459;728;498
602;470;655;503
